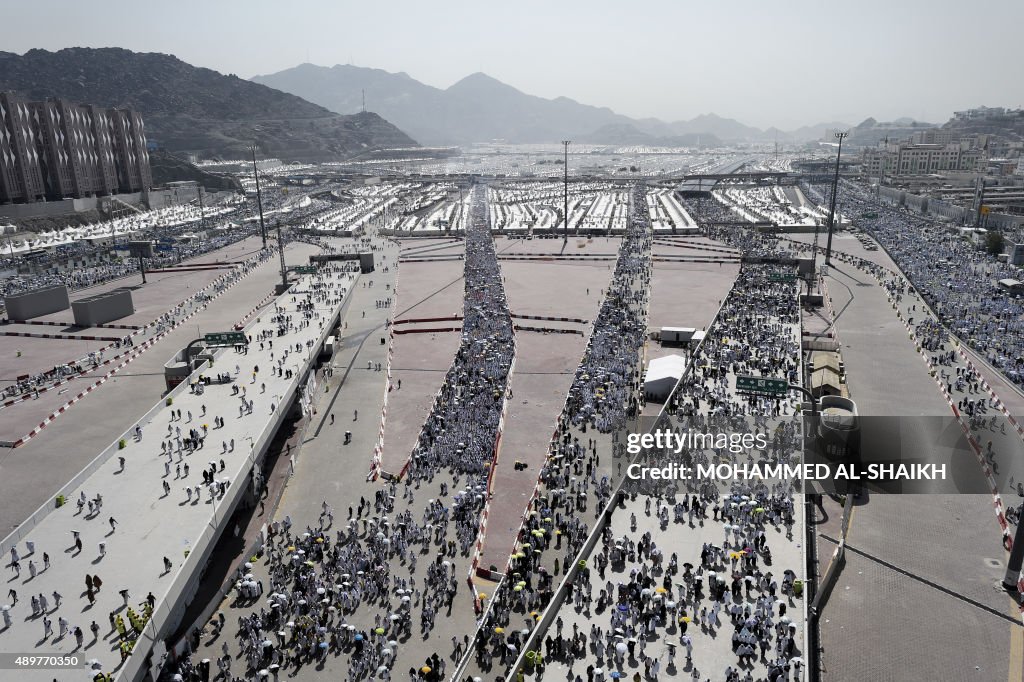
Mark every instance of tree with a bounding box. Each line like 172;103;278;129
986;230;1005;256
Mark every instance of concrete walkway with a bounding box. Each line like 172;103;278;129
0;264;356;680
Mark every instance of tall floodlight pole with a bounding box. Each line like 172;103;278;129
975;177;987;229
562;140;571;242
824;131;848;265
250;144;268;249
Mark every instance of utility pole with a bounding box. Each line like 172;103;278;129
198;185;206;233
275;220;288;290
562;140;571;242
824;131;848;265
250;144;268;249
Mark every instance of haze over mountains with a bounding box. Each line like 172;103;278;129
252;63;852;147
0;48;417;161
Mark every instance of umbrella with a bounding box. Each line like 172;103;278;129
615;642;627;654
494;627;504;634
374;627;385;635
655;587;668;594
421;666;432;674
318;642;328;650
355;634;363;641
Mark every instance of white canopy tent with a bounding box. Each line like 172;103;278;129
643;354;688;402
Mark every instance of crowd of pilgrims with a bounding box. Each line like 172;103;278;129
459;184;657;680
166;186;515;682
680;197;798;262
669;265;802;419
565;184;654;433
807;181;1024;387
405;184;515;484
542;455;805;682
169;490;469;682
522;231;807;680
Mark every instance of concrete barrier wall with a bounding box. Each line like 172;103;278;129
72;288;135;326
4;284;70;319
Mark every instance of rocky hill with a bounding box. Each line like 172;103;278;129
149;151;242;192
0;48;417;161
253;63;849;146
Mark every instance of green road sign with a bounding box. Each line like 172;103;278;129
768;273;797;283
204;331;247;347
292;265;317;274
736;375;789;396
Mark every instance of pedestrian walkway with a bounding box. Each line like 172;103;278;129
0;263;357;681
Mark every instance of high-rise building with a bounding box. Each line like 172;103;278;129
0;92;46;203
0;91;151;204
107;108;151;194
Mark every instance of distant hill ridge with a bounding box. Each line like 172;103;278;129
252;62;853;146
0;48;418;162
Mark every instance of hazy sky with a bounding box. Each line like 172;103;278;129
5;0;1022;129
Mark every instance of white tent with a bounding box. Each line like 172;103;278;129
643;354;687;402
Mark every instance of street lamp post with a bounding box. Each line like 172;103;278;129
824;131;848;265
249;144;268;250
562;140;571;242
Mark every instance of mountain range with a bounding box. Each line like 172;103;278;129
252;63;852;146
0;48;417;162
